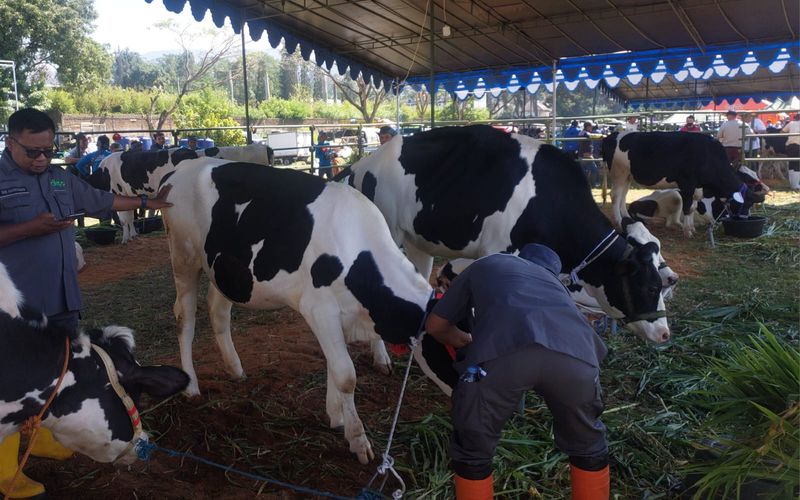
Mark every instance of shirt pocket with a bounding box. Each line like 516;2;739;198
53;190;76;218
0;192;33;224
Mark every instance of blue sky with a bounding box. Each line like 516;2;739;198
91;0;280;58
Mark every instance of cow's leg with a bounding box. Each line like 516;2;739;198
370;339;392;375
302;301;373;464
118;210;137;244
403;241;434;281
207;284;245;380
680;189;696;237
610;178;630;228
173;265;202;395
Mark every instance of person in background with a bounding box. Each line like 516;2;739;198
717;109;744;168
110;142;123;153
741;112;766;174
425;244;609;500
316;131;334;180
562;120;581;158
783;113;800;190
150;131;166;151
186;136;198;151
63;132;88;166
75;134;111;178
679;115;702;133
578;121;600;188
0;108;173;498
129;140;143;152
378;125;397;145
622;115;638;132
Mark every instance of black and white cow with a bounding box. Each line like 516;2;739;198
88;148;209;243
348;125;670;343
0;262;189;464
628;166;769;228
601;131;764;237
206;143;274;166
161;158;456;464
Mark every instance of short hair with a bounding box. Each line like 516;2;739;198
187;135;198;142
75;132;87;141
154;131;165;138
686;115;695;120
726;109;737;116
570;120;579;127
97;135;110;148
378;125;397;136
7;108;56;135
110;142;122;150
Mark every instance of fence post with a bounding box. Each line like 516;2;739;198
739;122;746;168
357;124;364;158
309;125;316;175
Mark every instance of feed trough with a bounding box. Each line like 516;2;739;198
84;227;117;245
721;215;767;238
135;216;164;234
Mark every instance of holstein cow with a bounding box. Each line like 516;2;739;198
205;143;274;166
161;158;456;464
628;166;769;228
348;125;670;343
88;148;209;243
0;262;189;464
601;131;764;237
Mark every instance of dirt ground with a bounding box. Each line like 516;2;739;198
23;183;796;499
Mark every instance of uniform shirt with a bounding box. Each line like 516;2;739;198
67;146;85;160
432;254;608;370
317;140;332;168
718;119;744;148
0;150;114;315
679;124;702;133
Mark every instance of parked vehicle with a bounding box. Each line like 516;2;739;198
260;130;313;165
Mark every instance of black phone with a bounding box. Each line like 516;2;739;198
60;212;85;221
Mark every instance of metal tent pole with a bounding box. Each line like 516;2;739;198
429;0;435;128
551;60;557;142
241;27;253;144
395;79;401;127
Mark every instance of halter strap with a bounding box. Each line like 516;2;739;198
562;229;620;286
91;344;144;460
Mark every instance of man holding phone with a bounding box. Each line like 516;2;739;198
0;108;173;498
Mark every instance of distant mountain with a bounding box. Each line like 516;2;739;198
140;50;182;61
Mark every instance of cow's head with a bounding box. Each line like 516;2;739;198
583;239;670;343
621;218;679;289
44;326;189;464
729;166;768;216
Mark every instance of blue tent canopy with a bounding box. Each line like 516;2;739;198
148;0;799;108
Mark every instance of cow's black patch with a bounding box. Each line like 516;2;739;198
160;170;176;186
204;163;326;303
115;183;123;193
343;251;425;344
169;148;200;166
347;174;355;188
310;254;343;288
119;150;170;192
420;334;458;389
203;147;220;157
629;199;658;219
399;126;529;250
86;168;111;191
361;171;377;202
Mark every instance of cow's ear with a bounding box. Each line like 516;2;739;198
124;365;190;399
636;242;659;262
621;217;637;231
615;259;639;276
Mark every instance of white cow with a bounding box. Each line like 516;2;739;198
161;157;455;464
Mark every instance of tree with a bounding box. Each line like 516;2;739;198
0;0;111;116
112;49;160;89
322;66;388;122
141;20;238;132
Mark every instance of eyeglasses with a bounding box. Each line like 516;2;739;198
9;136;58;159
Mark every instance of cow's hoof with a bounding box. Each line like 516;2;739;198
374;360;392;375
351;437;374;464
183;382;201;397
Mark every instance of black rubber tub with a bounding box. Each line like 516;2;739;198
135;216;164;234
84;226;117;245
721;215;767;238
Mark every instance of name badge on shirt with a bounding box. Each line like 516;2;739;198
0;186;28;199
50;178;67;191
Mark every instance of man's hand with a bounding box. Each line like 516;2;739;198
147;184;173;210
26;212;74;237
425;313;473;348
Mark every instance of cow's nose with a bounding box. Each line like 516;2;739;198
668;276;678;286
659;328;671;342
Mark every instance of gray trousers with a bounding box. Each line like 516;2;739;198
450;343;607;479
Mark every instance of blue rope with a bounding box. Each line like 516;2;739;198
136;440;383;500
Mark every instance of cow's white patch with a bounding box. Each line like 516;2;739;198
46;398;132;463
0;262;23;318
234;201;252;224
101;325;135;351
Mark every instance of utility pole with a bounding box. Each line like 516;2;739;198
228;70;235;102
265;74;270;100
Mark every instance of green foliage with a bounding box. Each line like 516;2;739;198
45;85;177;115
258;97;312;119
112;49;160;89
175;87;245;146
313;100;358;120
46;89;77;114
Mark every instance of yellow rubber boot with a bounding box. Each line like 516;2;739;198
0;433;45;498
29;428;73;460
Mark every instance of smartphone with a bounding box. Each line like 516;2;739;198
59;212;85;221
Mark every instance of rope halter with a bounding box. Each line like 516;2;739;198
561;229;620;287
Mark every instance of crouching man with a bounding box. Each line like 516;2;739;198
425;244;610;499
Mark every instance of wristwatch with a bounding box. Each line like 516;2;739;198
140;195;148;210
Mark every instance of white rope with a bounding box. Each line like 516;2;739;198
399;0;431;87
562;229;620;286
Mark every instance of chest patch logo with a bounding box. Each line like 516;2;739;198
50;179;66;189
0;186;29;198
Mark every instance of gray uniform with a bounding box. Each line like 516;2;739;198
0;150;114;319
433;253;608;479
